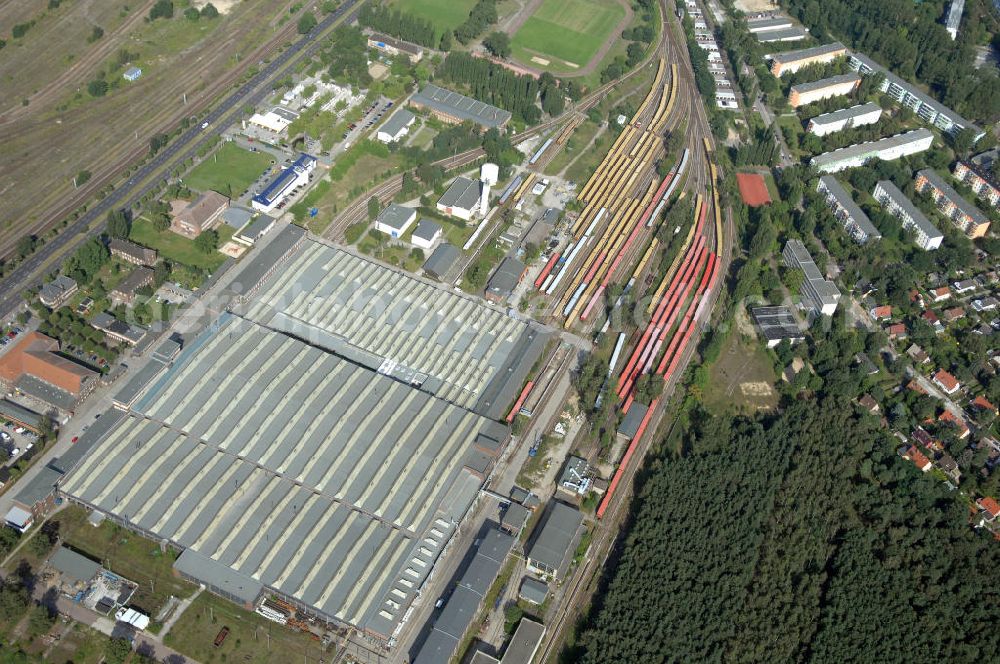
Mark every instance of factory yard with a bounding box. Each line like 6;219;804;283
164;591;330;664
50;229;551;651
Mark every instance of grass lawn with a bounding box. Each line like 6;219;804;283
389;0;478;35
762;171;780;202
56;506;198;616
512;0;625;67
130;218;233;272
29;622;107;664
776;114;804;157
305;152;402;234
407;124;437;150
565;128;613;185
702;332;779;415
184;143;273;197
164;592;331;664
544;120;601;177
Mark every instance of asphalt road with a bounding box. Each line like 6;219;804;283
0;0;363;322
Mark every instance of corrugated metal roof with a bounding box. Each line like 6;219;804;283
410;84;511;129
59;314;501;636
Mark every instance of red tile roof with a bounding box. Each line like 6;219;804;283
939;409;970;437
979;497;1000;518
871;305;892;319
0;331;96;395
933;369;960;393
887;323;907;337
922;310;939;323
905;445;932;470
931;286;951;299
971;395;998;414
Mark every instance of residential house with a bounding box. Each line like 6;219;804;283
932;369;961;395
110;267;154;307
953;278;978;294
971;395;998;416
109;238;158;267
930;286;951;302
870;305;892;321
936;453;961;483
972;297;998;313
913;427;943;452
906;344;931;364
943;306;965;322
886;322;907;340
858;394;880;413
38;276;78;309
977;497;1000;522
922;310;944;333
902;445;932;472
938;409;970;439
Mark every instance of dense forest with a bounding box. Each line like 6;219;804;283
437;52;542;124
780;0;1000;123
571;395;1000;662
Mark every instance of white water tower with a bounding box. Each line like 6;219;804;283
480;163;499;216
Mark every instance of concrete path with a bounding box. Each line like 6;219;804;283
157;585;204;639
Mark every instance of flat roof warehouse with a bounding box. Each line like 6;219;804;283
60;232;549;641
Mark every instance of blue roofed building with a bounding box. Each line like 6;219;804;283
251;153;317;213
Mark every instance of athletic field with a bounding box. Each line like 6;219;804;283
512;0;625;67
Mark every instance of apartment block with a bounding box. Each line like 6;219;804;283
914;169;990;238
873;180;943;250
788;73;861;108
783;239;842;315
817;176;881;244
769;42;847;76
811;129;933;173
848;52;982;139
807;102;882;137
953;149;1000;208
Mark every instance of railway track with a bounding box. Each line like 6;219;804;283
0;0;160;124
536;0;732;660
0;0;364;320
322;51;666;242
0;2;307;262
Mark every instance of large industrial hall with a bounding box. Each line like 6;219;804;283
59;312;510;640
239;238;549;418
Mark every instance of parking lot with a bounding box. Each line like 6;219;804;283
0;419;41;465
342;95;393;145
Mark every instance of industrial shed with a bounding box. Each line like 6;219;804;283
526;501;584;580
60;314;509;639
239;238;549;418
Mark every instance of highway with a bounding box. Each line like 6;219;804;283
0;0;364;322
